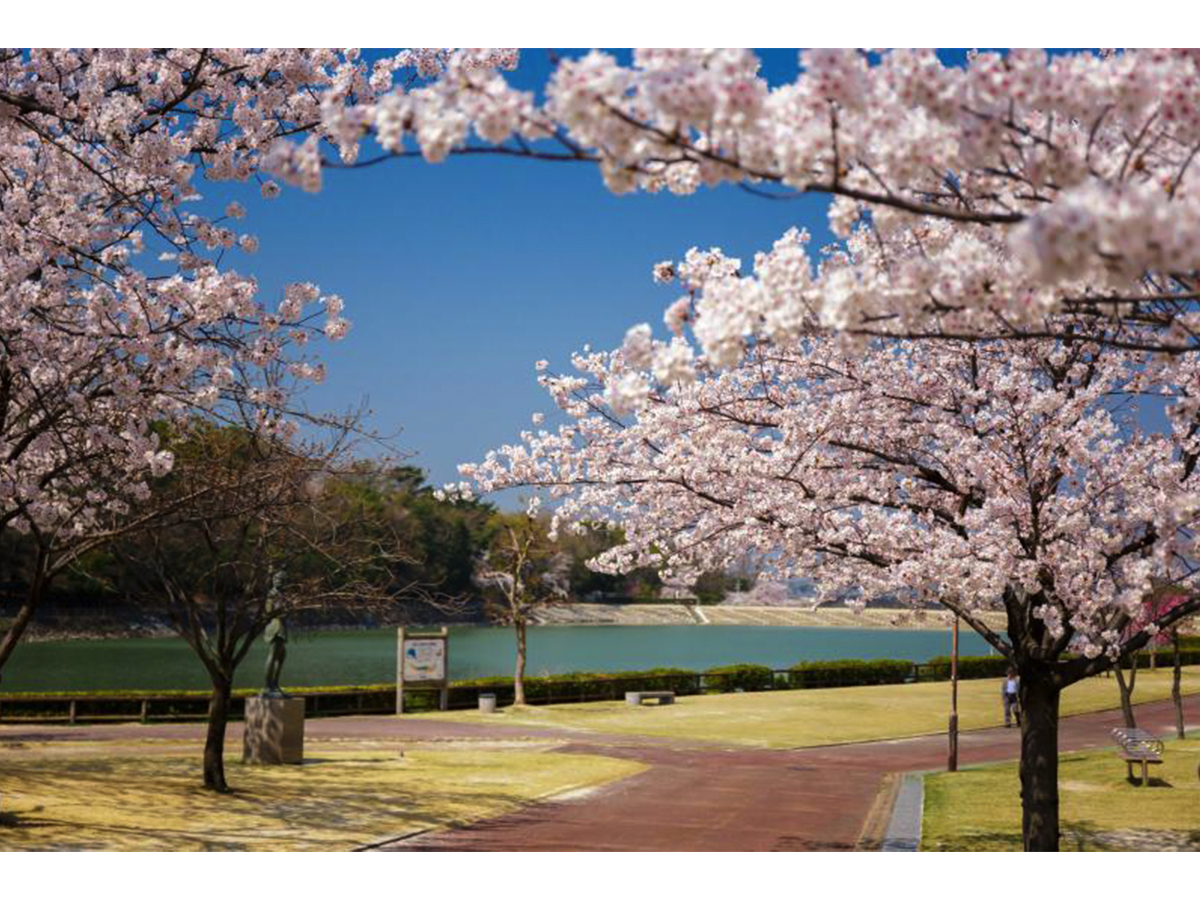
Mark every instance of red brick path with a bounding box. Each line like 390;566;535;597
3;694;1195;851
382;695;1199;852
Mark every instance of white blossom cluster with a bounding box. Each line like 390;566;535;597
451;319;1200;658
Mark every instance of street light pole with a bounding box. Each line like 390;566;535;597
948;613;960;771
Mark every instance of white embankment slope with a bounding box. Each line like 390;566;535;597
531;604;1009;632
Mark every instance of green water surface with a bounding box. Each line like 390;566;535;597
0;625;993;694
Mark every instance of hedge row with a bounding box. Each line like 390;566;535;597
921;655;1011;681
787;658;913;688
0;687;398;721
437;667;702;709
703;663;777;691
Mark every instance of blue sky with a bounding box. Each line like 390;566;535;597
209;49;1151;498
208;50;837;494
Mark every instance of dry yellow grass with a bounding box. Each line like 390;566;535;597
0;743;644;851
427;668;1200;749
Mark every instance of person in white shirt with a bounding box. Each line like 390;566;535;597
1002;668;1021;728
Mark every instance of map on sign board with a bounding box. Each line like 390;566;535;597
403;638;446;683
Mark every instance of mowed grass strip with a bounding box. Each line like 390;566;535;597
0;744;644;851
922;737;1200;851
425;668;1200;748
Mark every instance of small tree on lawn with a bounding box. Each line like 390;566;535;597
473;510;569;707
1146;589;1195;740
109;420;405;792
1111;588;1196;733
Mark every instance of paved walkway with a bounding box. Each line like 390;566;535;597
3;695;1195;851
382;696;1198;852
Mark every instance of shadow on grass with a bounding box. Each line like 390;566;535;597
925;830;1024;852
1124;776;1173;788
0;753;592;850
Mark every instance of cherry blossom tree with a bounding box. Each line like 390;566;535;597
1137;588;1195;739
474;509;570;706
446;299;1200;850
722;581;794;606
377;48;1200;850
0;48;521;670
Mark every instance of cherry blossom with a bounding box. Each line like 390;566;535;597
351;48;1200;357
450;309;1200;850
0;48;521;674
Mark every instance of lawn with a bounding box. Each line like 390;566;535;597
0;742;644;851
922;737;1200;851
424;667;1200;749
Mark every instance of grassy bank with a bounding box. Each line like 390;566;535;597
0;743;643;851
922;738;1200;851
424;667;1200;749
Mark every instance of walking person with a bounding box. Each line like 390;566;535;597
1002;667;1021;728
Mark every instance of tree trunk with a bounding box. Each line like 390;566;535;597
1018;674;1061;852
1172;631;1185;740
513;619;527;707
204;677;232;792
0;570;50;673
1113;654;1137;729
0;595;37;673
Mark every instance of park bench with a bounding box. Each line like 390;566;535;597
625;690;675;707
1111;727;1164;786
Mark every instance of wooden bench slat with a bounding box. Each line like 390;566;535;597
1111;727;1166;786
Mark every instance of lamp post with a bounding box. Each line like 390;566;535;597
948;613;959;772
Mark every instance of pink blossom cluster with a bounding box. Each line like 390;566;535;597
0;47;519;540
722;582;795;606
450;321;1200;654
388;49;1200;354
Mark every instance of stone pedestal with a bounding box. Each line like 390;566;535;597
243;696;305;765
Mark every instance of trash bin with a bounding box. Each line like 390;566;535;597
478;693;497;714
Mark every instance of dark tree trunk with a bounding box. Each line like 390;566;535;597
513;619;527;707
1172;632;1185;740
1018;674;1061;852
0;595;37;673
1114;654;1138;729
0;571;49;673
204;676;233;792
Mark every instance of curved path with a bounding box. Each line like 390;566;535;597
381;696;1199;852
3;696;1195;851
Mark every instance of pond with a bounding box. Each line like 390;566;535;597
0;624;995;694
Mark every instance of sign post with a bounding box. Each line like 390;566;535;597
397;626;449;714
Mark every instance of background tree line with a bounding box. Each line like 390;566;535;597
0;448;749;641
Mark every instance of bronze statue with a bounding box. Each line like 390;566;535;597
262;571;288;698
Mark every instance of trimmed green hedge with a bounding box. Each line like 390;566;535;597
921;655;1011;682
0;683;394;701
0;686;398;721
787;658;912;688
703;663;777;692
435;667;703;710
1132;642;1200;668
